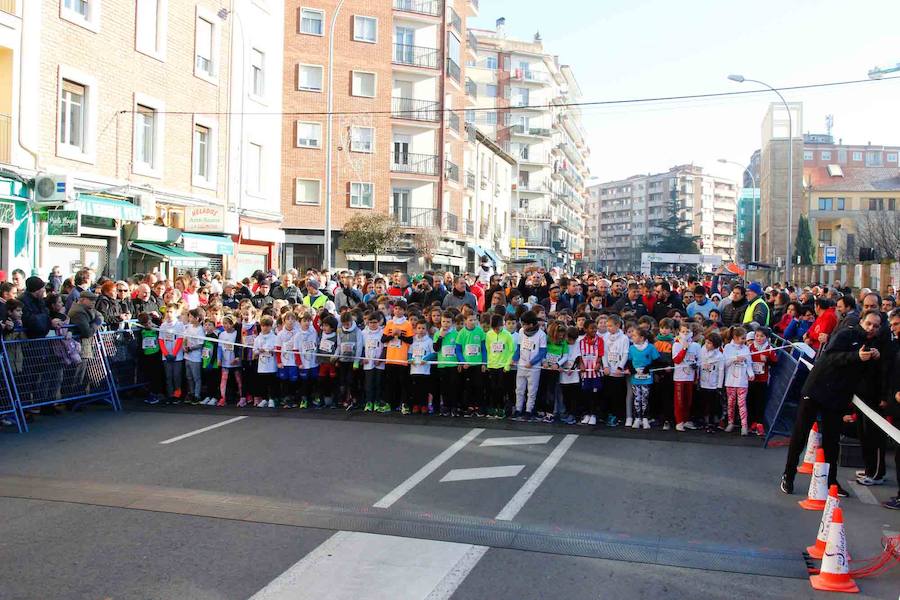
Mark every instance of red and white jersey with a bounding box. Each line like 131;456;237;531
577;334;604;379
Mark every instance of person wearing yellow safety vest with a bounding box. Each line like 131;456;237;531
742;282;771;327
303;278;328;310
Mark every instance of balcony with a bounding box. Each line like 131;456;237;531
465;77;477;98
391;97;440;122
517;179;549;194
0;114;9;164
391;152;439;176
466;169;475;190
464;219;475;237
449;7;461;33
467;30;478;54
446;58;461;83
393;43;440;69
509;124;551;138
445;159;460;182
517;152;547;165
0;0;14;15
514;209;552;221
391;206;439;228
392;0;442;17
510;69;551;84
442;211;458;232
448;111;461;134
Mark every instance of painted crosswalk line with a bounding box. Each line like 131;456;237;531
440;465;525;482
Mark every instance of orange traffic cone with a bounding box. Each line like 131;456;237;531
797;423;821;474
809;507;859;593
807;484;839;559
799;448;829;510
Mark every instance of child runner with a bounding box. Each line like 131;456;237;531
137;312;164;405
159;303;185;403
275;312;299;408
627;327;659;429
218;315;243;406
542;321;568;423
697;331;724;433
723;326;755;435
294;314;318;409
434;311;460;417
602;315;629;427
653;318;675;430
382;301;413;413
316;315;339;408
748;327;778;436
183;308;205;405
485;314;515;419
199;318;220;405
558;326;582;424
672;321;701;431
360;313;386;412
408;321;436;414
455;312;488;417
252;315;278;407
513;311;547;421
578;320;603;425
336;312;363;410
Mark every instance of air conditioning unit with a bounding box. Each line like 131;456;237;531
133;192;156;220
33;173;75;204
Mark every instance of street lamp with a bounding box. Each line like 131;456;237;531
324;0;348;270
718;158;757;263
728;74;794;282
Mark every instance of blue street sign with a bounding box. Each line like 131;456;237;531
824;246;837;264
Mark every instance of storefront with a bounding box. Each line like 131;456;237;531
181;232;235;276
128;241;209;278
232;221;284;280
0;176;32;275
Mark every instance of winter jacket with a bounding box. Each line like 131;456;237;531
723;342;754;389
698;346;724;390
602;330;630;376
336;322;363;363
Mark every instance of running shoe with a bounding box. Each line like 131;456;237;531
401;404;410;415
882;497;900;510
237;398;247;408
363;401;373;412
216;398;226;407
855;475;886;486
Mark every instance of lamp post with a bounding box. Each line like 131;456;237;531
324;0;348;270
718;158;757;263
728;74;794;282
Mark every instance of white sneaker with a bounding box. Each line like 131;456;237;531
675;423;686;432
580;415;590;425
642;418;651;429
663;421;671;431
588;415;597;425
205;398;215;405
631;418;640;429
683;421;698;430
267;399;276;408
740;426;749;436
624;417;633;427
724;423;735;433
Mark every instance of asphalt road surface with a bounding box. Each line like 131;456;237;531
1;404;898;600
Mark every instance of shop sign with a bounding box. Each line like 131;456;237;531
48;210;80;236
0;201;14;225
185;205;239;234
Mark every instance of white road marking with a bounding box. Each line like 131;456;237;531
158;416;247;445
424;545;490;600
248;531;478;600
847;480;879;505
495;434;578;521
479;435;552;447
372;428;484;509
440;465;525;482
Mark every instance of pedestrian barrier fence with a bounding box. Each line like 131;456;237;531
98;329;145;393
0;328;122;432
762;334;813;448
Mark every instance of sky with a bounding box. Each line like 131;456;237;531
470;0;900;185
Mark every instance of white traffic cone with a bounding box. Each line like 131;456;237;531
809;507;859;593
806;484;839;559
797;422;820;474
799;448;829;510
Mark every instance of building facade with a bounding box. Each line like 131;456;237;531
470;19;589;271
587;165;737;272
735;187;759;265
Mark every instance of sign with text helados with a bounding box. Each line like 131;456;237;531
184;205;239;234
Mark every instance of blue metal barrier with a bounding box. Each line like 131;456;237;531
0;353;23;432
99;329;146;393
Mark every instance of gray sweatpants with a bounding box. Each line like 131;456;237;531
164;360;184;397
185;360;202;399
515;367;541;414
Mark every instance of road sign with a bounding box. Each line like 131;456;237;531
824;246;837;264
824;264;837;272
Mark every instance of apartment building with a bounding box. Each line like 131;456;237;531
281;0;485;273
470;19;589;271
587;165;737;272
802;134;900;169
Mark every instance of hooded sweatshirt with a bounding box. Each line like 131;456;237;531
337;321;363;364
602;330;630;377
276;324;298;367
515;327;547;370
360;325;385;371
486;328;516;371
317;329;339;365
628;341;659;385
723;341;754;388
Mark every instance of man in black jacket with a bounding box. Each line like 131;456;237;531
781;310;884;496
539;284;571;314
408;276;443;307
21;277;61;338
612;283;647;317
651;281;684;320
882;309;900;510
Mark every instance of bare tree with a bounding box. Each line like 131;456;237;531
339;213;403;275
857;210;900;261
412;228;442;271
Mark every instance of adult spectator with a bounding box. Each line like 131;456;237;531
221;282;241;310
11;268;26;294
333;270;363;310
476;256;494;286
250;280;274;309
612;283;647;317
116;281;135;320
67;291;103;357
719;285;748;327
302;278;328;310
686;285;716;320
651;281;685;320
740;282;771;327
861;292;887;326
561;278;584;309
132;284;160;316
64;269;93;313
854;308;889;487
770;291;790;326
408;275;442;307
830;295;860;340
804;297;838;353
95;281;130;329
21;276;60;338
883;295;896;314
272;273;301;304
363;277;387;303
540;284;571;314
0;281;14;322
47;266;63;293
197;267;212;288
388;273;412;298
781;309;884;497
442;276;477;310
483;274;504;308
882;308;900;509
594;279;614;309
517;267;552;302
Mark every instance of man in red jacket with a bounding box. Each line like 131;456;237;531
804;297;838;354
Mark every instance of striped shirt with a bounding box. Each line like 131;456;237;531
577;334;604;379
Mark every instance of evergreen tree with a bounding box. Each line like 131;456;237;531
653;193;699;254
794;214;815;265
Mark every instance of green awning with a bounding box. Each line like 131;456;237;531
77;195;143;222
130;242;209;268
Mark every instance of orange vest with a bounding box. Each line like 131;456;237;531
383;319;414;365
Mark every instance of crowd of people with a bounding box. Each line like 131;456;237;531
0;260;897;510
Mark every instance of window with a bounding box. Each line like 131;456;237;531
890;198;897;211
298;64;323;91
246;143;262;194
195;16;214;77
485;56;498;70
193;124;210;180
836;197;845;210
818;229;832;244
64;0;88;17
350;126;374;152
803;150;813;160
485;111;496;125
817;197;833;211
869;198;883;211
350;182;374;208
136;0;165;58
296;122;321;148
135;105;156;169
852;151;863;161
820;150;831;160
250;49;265;96
62;0;99;31
485;84;497;97
353;16;377;43
299;8;323;35
837;149;847;164
59;79;85;150
888;153;898;162
295;178;320;205
866;151;883;166
351;71;376;97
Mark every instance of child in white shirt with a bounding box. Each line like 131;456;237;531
723;326;755;435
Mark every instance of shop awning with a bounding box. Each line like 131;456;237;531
181;232;235;255
77;195;143;222
483;248;502;266
130;242;209;268
467;243;486;258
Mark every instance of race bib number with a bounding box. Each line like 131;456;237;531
365;340;378;350
522;339;535;352
490;342;505;353
464;344;479;357
412;347;425;359
259;354;275;369
390;338;402;348
607;353;620;364
160;331;174;342
340;342;355;355
222;343;234;353
302;341;316;352
282;340;292;352
752;361;764;374
546;353;560;366
202;348;211;360
319;339;335;353
442;345;455;358
142;337;157;349
244;335;256;347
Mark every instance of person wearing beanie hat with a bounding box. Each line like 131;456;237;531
742;282;771;327
303;276;328;310
21;276;61;338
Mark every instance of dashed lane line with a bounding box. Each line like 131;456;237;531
158;416;248;445
479;435;553;447
440;465;525;482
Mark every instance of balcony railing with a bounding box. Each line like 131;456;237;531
442;211;458;232
509;124;551;137
446;58;461;82
464;219;475;237
448;111;460;134
393;43;440;69
467;30;477;52
511;69;550;84
518;179;549;193
0;114;9;164
465;77;477;98
391;206;439;228
465;169;475;190
391;152;439;176
392;0;442;17
445;159;460;182
449;7;461;33
0;0;14;15
391;97;440;122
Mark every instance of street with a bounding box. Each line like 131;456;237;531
1;407;897;599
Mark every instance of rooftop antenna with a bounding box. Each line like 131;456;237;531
825;114;833;137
